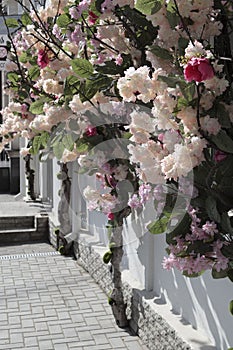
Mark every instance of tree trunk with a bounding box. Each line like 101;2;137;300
57;162;73;255
24;155;36;200
109;211;130;328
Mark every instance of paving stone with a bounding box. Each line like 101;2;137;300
24;337;39;347
109;337;125;348
0;242;148;350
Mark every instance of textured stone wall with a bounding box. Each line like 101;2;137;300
74;237;192;350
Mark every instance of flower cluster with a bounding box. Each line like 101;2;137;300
1;0;233;282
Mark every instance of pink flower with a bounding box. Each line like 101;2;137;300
107;212;114;221
85;126;97;137
128;194;142;209
184;57;214;83
214;150;227;162
162;254;176;270
88;11;98;25
37;49;49;69
115;54;123;66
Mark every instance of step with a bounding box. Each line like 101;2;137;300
0;216;35;230
0;215;49;244
0;229;48;244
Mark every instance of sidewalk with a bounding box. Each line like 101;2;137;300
0;194;48;217
0;242;148;350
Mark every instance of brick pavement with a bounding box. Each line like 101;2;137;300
0;243;148;350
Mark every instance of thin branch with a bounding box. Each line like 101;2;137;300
173;0;195;45
81;15;119;54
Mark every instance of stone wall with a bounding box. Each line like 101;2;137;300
72;234;193;350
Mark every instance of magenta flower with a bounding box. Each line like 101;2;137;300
85;126;97;137
88;11;98;25
107;212;114;221
184;57;214;83
37;49;49;69
214;150;227;162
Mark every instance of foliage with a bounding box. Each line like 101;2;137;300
0;0;233;290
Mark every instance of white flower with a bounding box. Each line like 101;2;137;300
200;115;221;135
185;40;206;60
161;144;193;180
61;148;79;163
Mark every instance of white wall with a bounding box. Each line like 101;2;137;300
45;163;233;349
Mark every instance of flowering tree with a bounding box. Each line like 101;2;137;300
1;0;233;326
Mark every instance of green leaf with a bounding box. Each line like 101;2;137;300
213;103;231;129
40;132;49;148
64;76;80;95
29;100;44;115
227;269;233;282
147;212;172;235
166;213;191;244
31;135;42;154
53;142;65;159
183;270;204;278
96;55;132;76
21;12;32;26
5;18;19;28
103;251;112;264
221;212;233;236
166;1;179;29
56;13;71;28
62;133;74;151
229;300;233;316
76;141;89;153
178;37;189;56
29;98;49;115
19;52;28;64
135;0;162;15
186;241;211;255
57;171;68;180
205;196;221;223
176;97;189;110
149;45;172;60
28;66;40;80
71;58;94;78
211;130;233;154
80;74;112;102
95;0;104;13
212;268;228;279
7;72;19;86
180;82;196;102
69;119;80;132
158;75;181;88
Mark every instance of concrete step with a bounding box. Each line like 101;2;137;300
0;216;35;230
0;215;49;244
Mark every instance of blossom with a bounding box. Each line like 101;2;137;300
214;150;227;162
37;49;50;69
88;11;98;25
202;221;218;238
107;212;115;221
117;66;156;103
184;57;214;83
85;126;97;137
20;147;30;156
128;194;142;209
200;115;221;135
162;254;176;270
184;40;206;60
61;148;79;163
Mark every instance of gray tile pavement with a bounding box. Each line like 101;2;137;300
0;194;49;217
0;243;148;350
